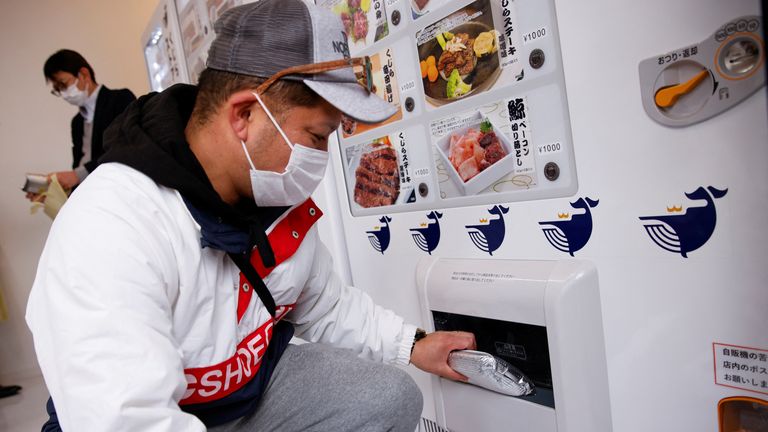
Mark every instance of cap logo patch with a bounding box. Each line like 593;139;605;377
332;32;350;59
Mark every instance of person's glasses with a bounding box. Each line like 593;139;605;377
256;56;373;95
50;77;77;96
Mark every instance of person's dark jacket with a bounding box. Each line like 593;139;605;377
70;86;136;173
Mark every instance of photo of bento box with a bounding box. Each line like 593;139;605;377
435;112;515;195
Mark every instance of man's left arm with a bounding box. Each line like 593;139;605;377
51;89;138;188
82;88;137;174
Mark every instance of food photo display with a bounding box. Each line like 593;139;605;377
415;0;523;109
410;0;448;19
340;47;403;139
318;0;390;56
343;134;419;210
430;97;537;199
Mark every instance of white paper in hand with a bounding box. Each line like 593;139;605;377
30;174;68;220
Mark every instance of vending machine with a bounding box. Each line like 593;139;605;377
143;0;767;430
313;0;767;431
173;0;247;82
141;0;189;91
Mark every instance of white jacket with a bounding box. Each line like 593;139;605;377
26;163;417;431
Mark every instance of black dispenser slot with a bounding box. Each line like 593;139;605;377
432;310;555;408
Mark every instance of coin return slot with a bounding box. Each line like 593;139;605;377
720;36;762;78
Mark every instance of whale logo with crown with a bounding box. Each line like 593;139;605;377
366;216;393;254
410;211;443;255
539;197;599;256
639;186;727;258
466;205;509;255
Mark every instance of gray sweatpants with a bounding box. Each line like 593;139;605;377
209;343;423;432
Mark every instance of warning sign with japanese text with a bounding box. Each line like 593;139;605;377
713;342;768;395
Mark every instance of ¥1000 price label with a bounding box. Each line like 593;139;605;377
537;142;562;156
400;80;417;93
522;26;548;44
413;167;430;178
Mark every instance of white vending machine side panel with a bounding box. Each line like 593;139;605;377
417;258;612;431
545;261;612;432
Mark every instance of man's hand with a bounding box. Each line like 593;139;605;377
410;331;476;382
25;192;46;203
48;170;79;190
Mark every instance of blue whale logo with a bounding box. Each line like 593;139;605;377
539;197;599;256
366;216;392;254
466;205;509;255
410;211;443;255
639;186;727;258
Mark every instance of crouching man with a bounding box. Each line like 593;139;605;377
27;1;475;431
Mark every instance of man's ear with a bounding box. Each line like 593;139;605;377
78;67;92;84
227;90;261;142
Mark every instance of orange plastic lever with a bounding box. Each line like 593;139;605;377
654;69;709;108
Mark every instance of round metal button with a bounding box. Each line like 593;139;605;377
243;283;250;292
292;231;300;239
391;10;401;26
529;49;545;69
418;182;429;197
404;97;415;112
544;162;560;181
309;208;316;216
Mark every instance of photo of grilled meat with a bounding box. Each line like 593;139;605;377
413;0;430;12
416;1;502;106
437;33;476;77
354;145;400;208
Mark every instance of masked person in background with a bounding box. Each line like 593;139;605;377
26;2;476;431
28;49;135;200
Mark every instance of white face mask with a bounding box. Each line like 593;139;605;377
241;92;329;207
59;78;89;107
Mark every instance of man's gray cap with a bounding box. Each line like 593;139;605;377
207;0;397;124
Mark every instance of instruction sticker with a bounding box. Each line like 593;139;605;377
450;270;516;284
713;342;768;395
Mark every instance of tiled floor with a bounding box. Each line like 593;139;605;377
0;375;49;432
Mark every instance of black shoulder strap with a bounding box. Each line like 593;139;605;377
228;252;276;318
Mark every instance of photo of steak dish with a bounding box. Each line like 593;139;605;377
340;0;369;42
437;33;476;77
413;0;430;11
341;115;357;136
354;146;400;208
417;16;503;105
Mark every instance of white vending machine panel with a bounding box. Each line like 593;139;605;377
316;0;577;216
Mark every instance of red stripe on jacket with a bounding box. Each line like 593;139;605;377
180;305;294;405
180;199;323;405
236;199;323;322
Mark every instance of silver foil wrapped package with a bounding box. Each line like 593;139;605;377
448;350;534;396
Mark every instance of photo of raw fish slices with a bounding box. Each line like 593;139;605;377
448;126;507;182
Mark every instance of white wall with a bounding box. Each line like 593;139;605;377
0;0;158;381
